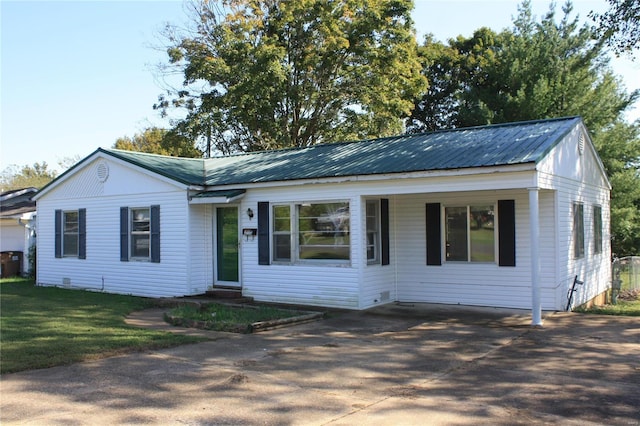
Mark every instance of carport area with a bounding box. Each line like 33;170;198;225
1;303;639;425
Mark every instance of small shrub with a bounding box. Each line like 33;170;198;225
27;243;36;278
164;303;303;333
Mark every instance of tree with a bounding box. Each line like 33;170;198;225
590;0;640;56
0;162;57;191
156;0;427;153
409;0;640;255
113;127;202;158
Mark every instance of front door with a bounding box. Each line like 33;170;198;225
216;206;240;286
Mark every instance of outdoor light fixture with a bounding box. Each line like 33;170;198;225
247;208;254;219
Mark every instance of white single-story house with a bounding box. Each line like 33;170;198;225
33;116;611;324
1;187;37;276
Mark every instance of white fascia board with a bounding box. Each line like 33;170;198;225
33;150;104;200
581;123;612;190
0;188;37;202
188;193;246;204
231;162;538;191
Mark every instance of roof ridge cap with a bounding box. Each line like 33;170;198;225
406;116;582;137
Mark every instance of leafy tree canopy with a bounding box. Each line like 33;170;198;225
156;0;427;153
409;0;640;255
0;162;57;191
113;127;202;158
590;0;640;56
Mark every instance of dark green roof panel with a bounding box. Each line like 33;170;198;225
103;117;581;187
104;149;205;185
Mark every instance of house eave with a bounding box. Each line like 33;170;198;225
207;162;539;191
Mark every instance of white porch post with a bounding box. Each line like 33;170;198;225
529;187;542;326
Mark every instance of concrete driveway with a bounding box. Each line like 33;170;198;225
1;303;639;425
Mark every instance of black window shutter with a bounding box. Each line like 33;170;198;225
498;199;516;267
78;208;86;259
54;209;62;258
381;198;390;265
257;202;270;265
150;205;160;263
120;207;129;262
426;203;442;265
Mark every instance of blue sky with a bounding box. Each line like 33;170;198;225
2;0;638;172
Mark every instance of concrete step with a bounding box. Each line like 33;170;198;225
205;288;251;302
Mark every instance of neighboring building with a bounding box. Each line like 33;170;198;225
33;117;611;324
0;187;37;276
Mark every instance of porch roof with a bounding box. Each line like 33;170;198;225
189;189;246;204
98;116;581;187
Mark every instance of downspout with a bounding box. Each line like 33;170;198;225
529;186;542;326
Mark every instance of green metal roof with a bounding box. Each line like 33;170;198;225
102;116;582;187
190;189;246;199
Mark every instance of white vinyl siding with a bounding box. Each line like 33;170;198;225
537;124;611;309
37;158;191;298
187;204;213;295
240;187;362;309
394;190;557;310
35;120;611;312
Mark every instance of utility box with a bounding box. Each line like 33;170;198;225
1;251;23;278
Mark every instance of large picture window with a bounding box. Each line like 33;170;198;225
445;205;495;262
272;202;350;263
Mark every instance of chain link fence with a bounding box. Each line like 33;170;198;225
612;256;640;303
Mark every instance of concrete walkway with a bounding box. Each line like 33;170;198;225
1;303;639;425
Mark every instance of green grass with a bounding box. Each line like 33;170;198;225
0;278;204;374
165;303;304;332
575;292;640;316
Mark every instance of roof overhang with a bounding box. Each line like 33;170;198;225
188;189;246;204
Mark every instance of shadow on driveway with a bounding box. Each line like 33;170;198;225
1;303;639;425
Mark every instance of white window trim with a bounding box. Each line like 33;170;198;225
271;200;351;266
593;204;602;255
366;199;381;265
130;207;151;260
573;202;585;259
442;202;498;264
62;210;79;257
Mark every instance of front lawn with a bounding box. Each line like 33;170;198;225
576;290;640;316
576;299;640;316
0;278;203;374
